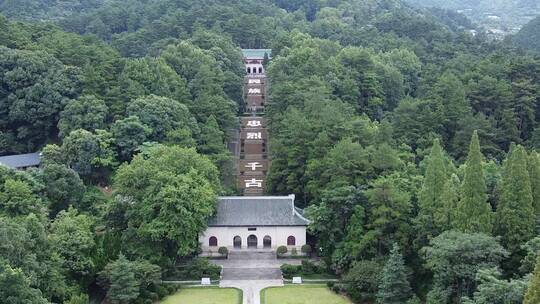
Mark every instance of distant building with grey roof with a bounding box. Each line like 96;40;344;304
242;48;271;76
0;152;42;170
200;195;309;252
242;49;272;60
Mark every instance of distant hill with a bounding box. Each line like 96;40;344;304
405;0;540;37
513;15;540;53
0;0;104;21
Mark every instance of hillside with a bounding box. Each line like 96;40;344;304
1;0;540;303
514;15;540;53
406;0;540;37
0;0;104;21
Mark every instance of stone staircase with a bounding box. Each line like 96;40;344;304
217;251;283;281
228;250;276;261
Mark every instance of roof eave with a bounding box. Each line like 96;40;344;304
207;224;308;227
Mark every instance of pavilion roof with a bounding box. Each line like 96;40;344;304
242;49;272;59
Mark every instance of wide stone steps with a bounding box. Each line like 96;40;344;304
227;251;276;260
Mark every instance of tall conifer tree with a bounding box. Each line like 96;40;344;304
377;243;413;304
495;145;534;252
436;173;460;230
418;139;448;235
528;151;540;217
106;255;139;303
454;131;492;233
525;254;540;304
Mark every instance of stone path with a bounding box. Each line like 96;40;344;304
214;251;300;304
220;279;283;304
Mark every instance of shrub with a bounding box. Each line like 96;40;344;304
281;264;302;279
301;259;318;274
156;285;169;299
319;260;331;273
301;244;312;255
218;246;229;256
277;246;288;256
291;247;298;256
343;260;382;303
332;283;344;294
327;281;335;289
176;258;221;280
65;294;89;304
167;284;178;293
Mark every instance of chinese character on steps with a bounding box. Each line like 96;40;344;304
246;132;262;140
245;162;263;171
248;79;261;84
246;120;262;127
248;88;261;94
245;178;263;188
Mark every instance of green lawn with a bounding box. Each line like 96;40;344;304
161;287;241;304
261;285;352;304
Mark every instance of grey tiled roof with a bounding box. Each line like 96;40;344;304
0;152;41;169
242;49;272;59
208;195;309;227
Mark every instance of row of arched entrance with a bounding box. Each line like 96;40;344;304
247;66;264;74
208;235;296;249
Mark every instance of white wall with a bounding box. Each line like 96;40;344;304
199;226;306;251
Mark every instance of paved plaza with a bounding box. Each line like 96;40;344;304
215;251;301;304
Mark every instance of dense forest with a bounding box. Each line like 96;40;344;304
1;0;540;303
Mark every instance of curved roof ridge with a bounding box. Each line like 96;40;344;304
294;207;311;224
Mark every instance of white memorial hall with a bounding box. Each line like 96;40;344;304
199;195;309;251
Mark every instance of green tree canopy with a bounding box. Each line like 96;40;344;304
0;263;48;304
423;231;508;303
114;145;219;261
100;254;139;304
111;116;151;161
525;254;540;304
126;94;198;142
49;208;96;282
528;152;540;218
0;179;42;217
454;130;493;234
98;254;160;304
61;129;117;179
495;145;535;253
0;46;79;153
377;243;413;304
417;138;449;238
38;163;85;216
58;95;108;138
463;268;528;304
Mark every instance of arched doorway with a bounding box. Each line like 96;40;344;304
233;236;242;249
263;235;272;248
259;67;263;74
287;236;296;246
247;67;251;74
209;236;218;247
247;235;258;249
